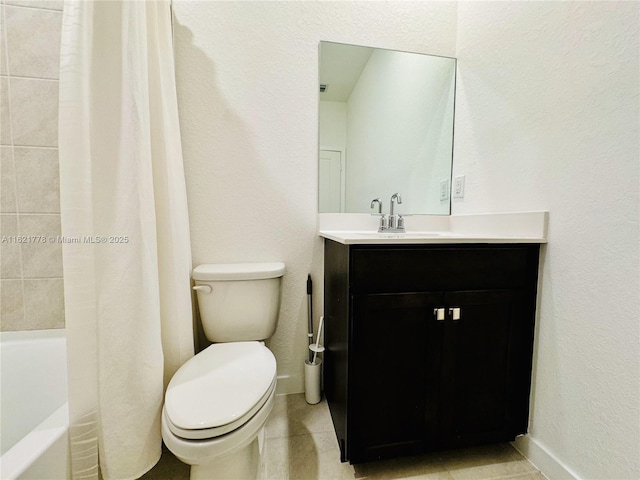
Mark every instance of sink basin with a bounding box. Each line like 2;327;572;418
318;230;454;245
348;231;445;239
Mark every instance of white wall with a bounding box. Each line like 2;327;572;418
172;1;458;392
173;2;639;477
453;2;639;479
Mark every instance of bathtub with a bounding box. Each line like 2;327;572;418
0;329;69;480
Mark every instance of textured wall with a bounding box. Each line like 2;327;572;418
172;0;458;392
453;2;639;478
0;0;64;331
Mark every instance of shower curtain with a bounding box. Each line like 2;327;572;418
59;1;194;479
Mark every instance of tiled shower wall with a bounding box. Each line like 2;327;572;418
0;0;64;331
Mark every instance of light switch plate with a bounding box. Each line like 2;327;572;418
440;179;450;201
453;175;465;198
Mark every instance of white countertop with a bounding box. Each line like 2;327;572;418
319;230;546;245
318;212;548;245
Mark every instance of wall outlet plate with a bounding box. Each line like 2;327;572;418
453;175;465;198
440;179;450;201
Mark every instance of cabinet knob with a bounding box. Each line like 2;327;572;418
449;307;461;321
433;308;445;321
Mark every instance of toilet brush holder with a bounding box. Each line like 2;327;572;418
304;358;322;404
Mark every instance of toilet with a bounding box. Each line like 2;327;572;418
162;262;285;480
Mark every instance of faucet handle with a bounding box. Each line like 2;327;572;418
377;215;388;232
397;215;405;232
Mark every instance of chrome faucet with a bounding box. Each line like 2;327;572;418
388;193;405;233
370;194;405;233
370;198;387;232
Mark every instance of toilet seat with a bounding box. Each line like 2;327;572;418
164;341;277;440
165;376;276;440
161;385;276;468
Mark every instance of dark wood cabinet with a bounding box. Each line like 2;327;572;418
323;241;540;464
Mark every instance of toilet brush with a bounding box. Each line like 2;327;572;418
310;316;325;365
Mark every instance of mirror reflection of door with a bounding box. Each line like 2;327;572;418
319;149;344;213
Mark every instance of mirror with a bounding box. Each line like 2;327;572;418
318;41;456;215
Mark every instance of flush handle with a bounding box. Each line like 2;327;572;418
192;285;212;293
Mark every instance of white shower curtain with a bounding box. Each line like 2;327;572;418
59;1;194;479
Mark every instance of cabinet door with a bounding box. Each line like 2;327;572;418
439;289;533;447
349;292;442;463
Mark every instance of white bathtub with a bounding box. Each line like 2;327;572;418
0;329;69;480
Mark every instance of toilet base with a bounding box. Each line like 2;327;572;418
190;427;265;480
163;389;275;480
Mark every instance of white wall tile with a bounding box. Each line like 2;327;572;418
4;0;64;11
23;278;64;329
0;279;24;329
1;146;17;212
0;76;11;145
0;214;22;278
0;5;8;76
9;77;58;146
4;5;62;79
19;213;62;277
14;146;60;213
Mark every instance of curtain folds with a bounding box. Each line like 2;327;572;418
59;2;194;478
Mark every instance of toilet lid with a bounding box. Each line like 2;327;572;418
165;342;277;433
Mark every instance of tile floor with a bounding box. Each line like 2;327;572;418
142;393;546;480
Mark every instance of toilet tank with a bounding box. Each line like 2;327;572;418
192;263;285;342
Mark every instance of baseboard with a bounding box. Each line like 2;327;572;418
512;435;582;480
276;373;304;395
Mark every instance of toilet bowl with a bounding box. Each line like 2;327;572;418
162;342;277;479
162;342;276;480
162;262;285;480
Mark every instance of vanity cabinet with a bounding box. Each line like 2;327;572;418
323;240;540;464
